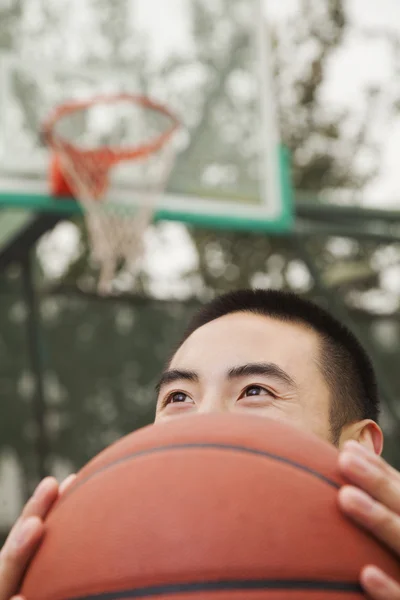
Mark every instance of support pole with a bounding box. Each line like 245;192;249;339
21;253;49;480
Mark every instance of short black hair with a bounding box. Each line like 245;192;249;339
177;289;379;444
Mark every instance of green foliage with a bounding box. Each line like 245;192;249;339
1;269;199;475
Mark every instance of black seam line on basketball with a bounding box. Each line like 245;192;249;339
64;579;363;600
59;442;340;507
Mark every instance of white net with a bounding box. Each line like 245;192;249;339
47;97;179;294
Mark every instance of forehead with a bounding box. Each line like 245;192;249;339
171;312;320;373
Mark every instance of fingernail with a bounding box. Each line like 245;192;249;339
361;565;394;594
341;452;380;478
343;442;377;460
343;440;368;453
33;477;55;499
59;474;76;494
364;565;387;584
12;518;40;550
342;487;375;514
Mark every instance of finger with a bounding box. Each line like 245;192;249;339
339;444;400;514
339;485;400;555
21;477;59;521
0;517;43;600
59;474;76;496
342;441;400;480
1;478;57;562
361;565;400;600
0;477;58;599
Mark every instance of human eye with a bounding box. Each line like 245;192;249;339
161;391;194;407
239;385;276;399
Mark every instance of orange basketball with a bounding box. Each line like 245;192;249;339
21;414;400;600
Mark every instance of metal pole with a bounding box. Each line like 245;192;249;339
21;253;49;480
296;198;400;224
294;219;400;244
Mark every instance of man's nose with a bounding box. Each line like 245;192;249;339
197;395;228;414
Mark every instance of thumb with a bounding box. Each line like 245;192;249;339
0;517;43;600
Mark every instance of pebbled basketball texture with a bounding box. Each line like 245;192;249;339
21;413;400;600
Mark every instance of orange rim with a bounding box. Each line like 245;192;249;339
43;93;180;164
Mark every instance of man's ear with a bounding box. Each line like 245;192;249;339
338;419;383;455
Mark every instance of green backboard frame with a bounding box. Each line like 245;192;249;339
0;0;294;235
0;145;293;234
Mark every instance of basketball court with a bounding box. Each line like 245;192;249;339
0;0;400;535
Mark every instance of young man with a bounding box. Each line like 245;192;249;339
1;289;400;600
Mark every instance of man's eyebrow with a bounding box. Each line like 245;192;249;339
155;369;199;394
227;363;297;389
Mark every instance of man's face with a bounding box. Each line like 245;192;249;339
155;312;333;443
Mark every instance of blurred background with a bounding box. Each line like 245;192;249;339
1;0;400;543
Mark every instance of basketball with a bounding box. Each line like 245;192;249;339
21;414;400;600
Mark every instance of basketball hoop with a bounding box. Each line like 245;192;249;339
43;93;180;294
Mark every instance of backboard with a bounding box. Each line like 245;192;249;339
0;0;292;233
